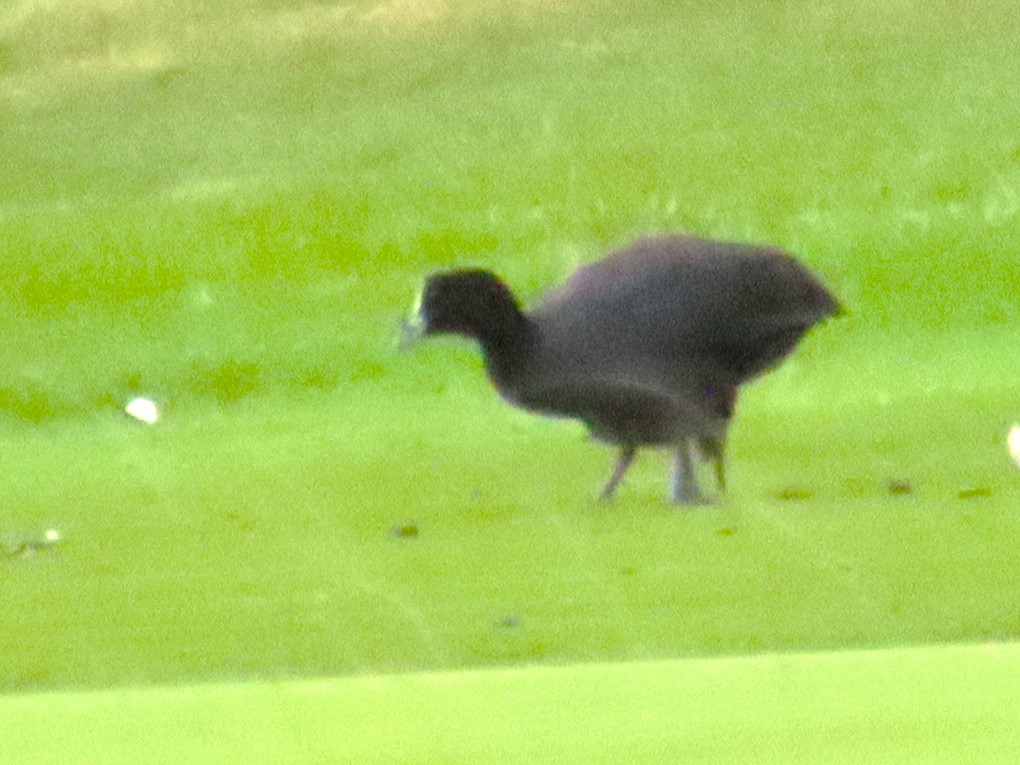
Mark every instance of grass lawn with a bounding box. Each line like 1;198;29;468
3;644;1019;764
1;0;1019;759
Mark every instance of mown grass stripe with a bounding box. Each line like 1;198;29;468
3;643;1018;765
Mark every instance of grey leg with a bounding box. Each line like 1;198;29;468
697;436;727;492
671;441;707;505
600;447;637;502
714;453;726;492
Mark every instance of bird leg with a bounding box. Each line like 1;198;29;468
600;447;637;502
671;441;708;505
714;453;726;492
697;437;727;492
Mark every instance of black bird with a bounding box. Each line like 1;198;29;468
401;234;839;505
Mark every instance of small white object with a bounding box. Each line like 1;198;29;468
1008;425;1020;469
125;397;160;424
44;529;61;543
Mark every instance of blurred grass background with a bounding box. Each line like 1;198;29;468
1;0;1019;693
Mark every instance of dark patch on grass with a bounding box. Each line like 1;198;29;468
935;182;969;202
389;523;420;539
0;532;60;559
348;361;386;382
191;359;265;403
957;486;992;500
776;488;812;501
0;383;72;424
294;366;341;390
885;479;914;495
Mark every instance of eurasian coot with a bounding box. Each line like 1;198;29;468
402;234;839;505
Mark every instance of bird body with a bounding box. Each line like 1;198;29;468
403;234;839;505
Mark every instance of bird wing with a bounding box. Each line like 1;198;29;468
530;235;838;383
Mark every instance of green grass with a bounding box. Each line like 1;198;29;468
1;0;1019;743
3;645;1019;764
2;344;1018;690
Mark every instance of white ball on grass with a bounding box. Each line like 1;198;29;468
125;397;160;424
44;529;61;543
1008;425;1020;469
